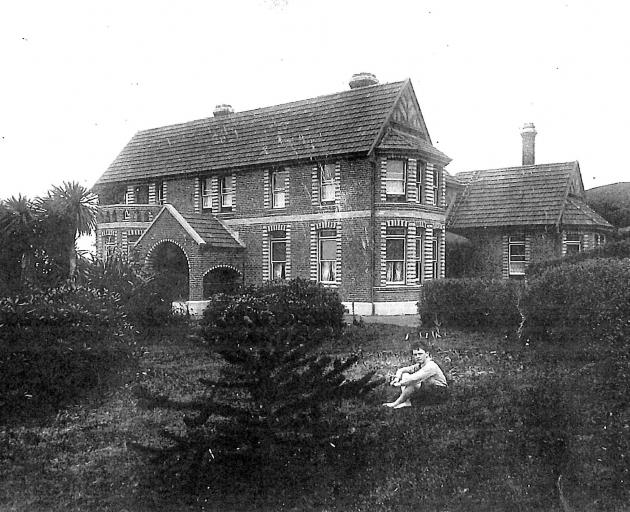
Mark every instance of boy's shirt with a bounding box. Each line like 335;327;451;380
407;359;447;387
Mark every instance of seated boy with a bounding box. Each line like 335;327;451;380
384;343;448;409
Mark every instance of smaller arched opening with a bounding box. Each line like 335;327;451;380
203;265;242;298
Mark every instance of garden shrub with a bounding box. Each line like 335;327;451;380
420;278;523;330
0;285;136;423
522;258;630;344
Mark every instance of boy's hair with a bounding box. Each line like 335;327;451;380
410;341;428;352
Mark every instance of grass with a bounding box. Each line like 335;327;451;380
1;322;628;511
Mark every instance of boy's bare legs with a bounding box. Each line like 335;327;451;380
383;382;422;408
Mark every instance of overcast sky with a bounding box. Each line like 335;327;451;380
1;0;629;202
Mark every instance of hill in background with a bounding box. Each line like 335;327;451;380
586;182;630;228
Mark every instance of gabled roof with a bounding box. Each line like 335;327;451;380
562;196;614;228
447;161;613;231
136;205;244;249
95;80;448;186
377;128;451;162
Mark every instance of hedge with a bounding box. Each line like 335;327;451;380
522;258;630;344
527;239;630;276
419;278;524;330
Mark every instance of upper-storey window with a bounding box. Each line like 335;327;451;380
156;181;165;205
201;178;212;210
508;235;526;277
385;159;407;201
386;226;406;283
134;184;149;204
416;161;425;204
320;163;335;203
272;170;287;208
432;168;440;206
220;176;234;211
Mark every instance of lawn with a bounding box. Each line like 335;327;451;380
1;322;628;511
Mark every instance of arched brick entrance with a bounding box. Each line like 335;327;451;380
146;240;190;301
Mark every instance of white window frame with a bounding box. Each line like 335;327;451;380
416;162;425;204
432;168;440;205
320;163;336;203
271;170;286;209
385;159;407;199
201;178;212;210
270;231;287;280
386;226;406;284
431;237;439;279
565;233;581;255
104;234;117;259
156;181;164;205
318;228;337;283
508;235;526;276
220;175;234;210
414;235;423;282
134;184;149;204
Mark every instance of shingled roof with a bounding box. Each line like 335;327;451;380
95;80;447;186
447;161;613;230
136;205;244;249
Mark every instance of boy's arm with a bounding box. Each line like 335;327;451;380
395;364;417;378
399;363;438;386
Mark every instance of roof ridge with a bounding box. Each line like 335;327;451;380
139;80;408;134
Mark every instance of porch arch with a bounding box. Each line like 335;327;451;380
202;264;243;298
145;239;191;301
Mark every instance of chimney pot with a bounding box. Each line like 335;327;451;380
213;104;234;117
349;72;379;89
521;122;537;165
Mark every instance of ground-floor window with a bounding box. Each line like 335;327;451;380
104;233;117;259
386;226;406;283
431;236;439;279
414;235;423;282
508;235;526;276
318;228;337;283
594;233;606;248
565;232;581;255
270;231;287;280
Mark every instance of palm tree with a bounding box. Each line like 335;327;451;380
0;195;38;289
36;182;98;284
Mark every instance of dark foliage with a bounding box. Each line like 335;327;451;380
527;238;630;276
420;278;524;330
0;285;136;424
523;258;630;344
134;279;382;490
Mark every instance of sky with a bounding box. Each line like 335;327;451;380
1;0;629;204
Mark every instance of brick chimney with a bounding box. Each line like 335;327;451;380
349;72;379;89
213;104;234;117
521;122;537;165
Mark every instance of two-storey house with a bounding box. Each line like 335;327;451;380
93;73;451;315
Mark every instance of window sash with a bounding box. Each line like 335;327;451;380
320;164;335;202
416;163;424;203
431;239;439;279
221;176;234;208
156;182;164;204
385;230;406;283
272;171;286;208
414;237;423;280
202;178;212;209
318;233;336;283
385;159;407;197
509;238;526;275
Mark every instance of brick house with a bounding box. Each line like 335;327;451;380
446;123;614;279
92;73;451;315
